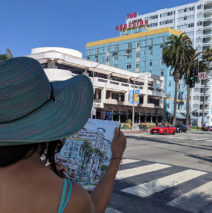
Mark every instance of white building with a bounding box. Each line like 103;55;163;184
127;0;212;126
28;47;165;125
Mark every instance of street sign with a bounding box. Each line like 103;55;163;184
199;72;207;80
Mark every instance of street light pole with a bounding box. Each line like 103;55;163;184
131;80;135;131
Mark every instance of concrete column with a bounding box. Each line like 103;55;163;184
125;92;128;104
101;87;106;103
144;95;148;105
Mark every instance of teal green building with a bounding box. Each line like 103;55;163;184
86;27;187;122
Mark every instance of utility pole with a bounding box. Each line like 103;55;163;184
131;81;135;131
201;77;208;127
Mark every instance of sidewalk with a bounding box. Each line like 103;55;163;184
121;129;149;134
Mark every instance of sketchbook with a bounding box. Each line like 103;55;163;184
55;119;120;190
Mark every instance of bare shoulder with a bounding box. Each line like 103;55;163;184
64;182;96;213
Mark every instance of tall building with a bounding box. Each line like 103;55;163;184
126;0;212;126
86;27;187;122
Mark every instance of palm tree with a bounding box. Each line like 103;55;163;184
162;33;194;125
183;49;203;127
0;49;13;62
80;141;93;176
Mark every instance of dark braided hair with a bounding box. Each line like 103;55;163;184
0;140;64;177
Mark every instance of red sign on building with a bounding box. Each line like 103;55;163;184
126;12;138;19
116;19;148;32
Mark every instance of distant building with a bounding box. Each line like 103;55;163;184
124;0;212;126
28;47;165;124
86;27;187;122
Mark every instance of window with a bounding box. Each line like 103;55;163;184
106;57;110;63
169;81;172;87
161;69;164;76
95;56;98;62
188;23;194;28
149;50;153;56
149;60;152;66
161;59;165;65
167;103;170;109
113;54;118;61
87;50;90;56
112;93;119;100
170;70;172;76
136;52;140;58
143;50;146;56
114;45;119;52
142;61;145;66
107;47;110;52
87;56;90;60
150;39;153;46
136;63;140;69
136;42;140;48
161;36;165;44
96;48;99;54
126;64;131;69
127;43;132;49
197;5;201;9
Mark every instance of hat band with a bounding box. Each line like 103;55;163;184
0;83;55;124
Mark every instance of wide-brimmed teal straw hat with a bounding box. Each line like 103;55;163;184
0;57;93;146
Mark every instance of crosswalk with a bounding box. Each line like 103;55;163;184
126;133;212;142
110;158;212;213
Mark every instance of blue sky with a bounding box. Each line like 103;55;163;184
1;0;196;57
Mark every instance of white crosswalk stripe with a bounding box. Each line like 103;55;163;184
167;181;212;213
105;207;123;213
205;139;212;142
121;169;207;197
192;138;208;141
116;163;171;180
121;159;140;164
113;159;211;212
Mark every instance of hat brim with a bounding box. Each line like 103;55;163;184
0;74;93;146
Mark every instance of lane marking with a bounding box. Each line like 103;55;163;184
205;139;212;142
105;207;123;213
167;181;212;213
121;169;207;197
116;163;171;180
121;159;140;164
192;138;208;141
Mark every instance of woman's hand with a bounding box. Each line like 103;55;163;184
111;128;127;160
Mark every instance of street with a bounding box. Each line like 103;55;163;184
107;132;212;213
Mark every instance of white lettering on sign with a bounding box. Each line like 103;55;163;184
199;72;207;80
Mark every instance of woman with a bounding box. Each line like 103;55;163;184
0;57;126;213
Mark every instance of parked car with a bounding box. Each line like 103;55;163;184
150;125;176;135
201;126;212;131
175;124;187;133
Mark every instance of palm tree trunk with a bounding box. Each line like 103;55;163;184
173;80;178;126
186;86;190;128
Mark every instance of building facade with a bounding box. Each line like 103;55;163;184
28;47;164;125
125;0;212;126
86;27;187;122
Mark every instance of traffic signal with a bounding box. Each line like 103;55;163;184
188;71;195;88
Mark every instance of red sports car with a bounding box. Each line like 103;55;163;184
150;125;176;135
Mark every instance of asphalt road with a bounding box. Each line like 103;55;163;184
107;132;212;213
